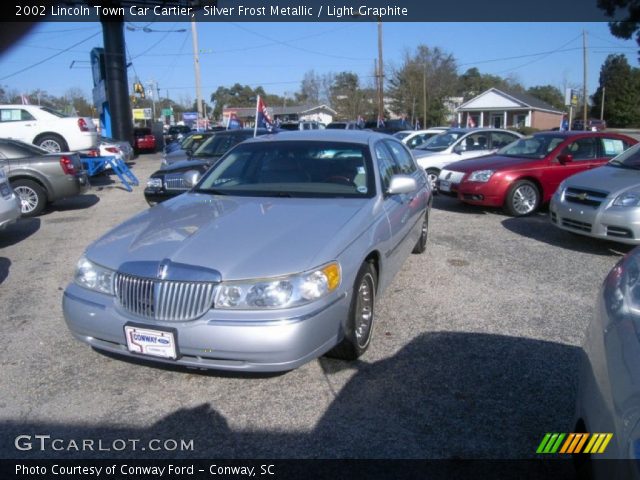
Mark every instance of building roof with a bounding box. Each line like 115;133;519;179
457;88;564;114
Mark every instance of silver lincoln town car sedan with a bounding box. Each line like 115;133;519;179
63;131;432;372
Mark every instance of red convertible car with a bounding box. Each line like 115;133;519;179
436;131;637;216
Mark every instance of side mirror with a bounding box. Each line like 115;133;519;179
183;170;201;188
453;144;463;154
558;154;573;164
387;175;417;195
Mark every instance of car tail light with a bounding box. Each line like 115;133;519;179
78;118;89;132
60;155;77;175
105;147;120;154
86;148;99;157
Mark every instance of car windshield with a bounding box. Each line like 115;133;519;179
609;143;640;169
196;141;374;198
497;135;565;159
416;132;462;152
193;133;250;158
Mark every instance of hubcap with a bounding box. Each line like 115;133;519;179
354;273;375;348
40;139;61;152
14;186;38;213
427;172;438;190
512;185;538;215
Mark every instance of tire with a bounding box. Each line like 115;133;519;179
412;212;429;254
504;180;540;216
426;168;440;194
36;134;68;153
326;262;377;361
12;179;47;217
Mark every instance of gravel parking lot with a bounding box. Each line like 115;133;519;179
0;152;633;460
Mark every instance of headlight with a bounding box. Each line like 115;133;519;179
555;181;567;197
146;177;162;189
74;255;115;295
613;192;640;207
468;170;495;182
215;262;341;310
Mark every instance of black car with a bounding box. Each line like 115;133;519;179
163;125;193;145
364;118;413;135
145;128;273;205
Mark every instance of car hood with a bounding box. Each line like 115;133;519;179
158;159;210;173
446;155;538;172
87;193;372;280
562;164;640;195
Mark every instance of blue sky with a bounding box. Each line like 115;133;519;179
1;22;637;105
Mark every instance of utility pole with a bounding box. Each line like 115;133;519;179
600;86;605;121
191;20;204;126
377;19;384;122
422;63;426;129
583;30;588;128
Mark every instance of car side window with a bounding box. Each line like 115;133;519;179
491;132;519;149
0;109;34;123
562;137;598;161
599;138;626;158
374;142;398;192
460;133;490;151
384;139;417;174
407;134;425;148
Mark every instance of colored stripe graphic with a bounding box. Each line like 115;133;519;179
539;433;613;454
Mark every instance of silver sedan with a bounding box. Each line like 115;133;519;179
63;131;432;372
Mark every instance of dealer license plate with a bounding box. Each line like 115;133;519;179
124;325;177;360
439;180;451;192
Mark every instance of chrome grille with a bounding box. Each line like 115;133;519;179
164;173;188;190
114;273;216;321
438;170;465;183
564;187;609;207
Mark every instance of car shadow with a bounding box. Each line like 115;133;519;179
432;194;495;215
2;332;579;468
47;194;100;213
0;217;40;248
502;214;635;257
0;257;10;285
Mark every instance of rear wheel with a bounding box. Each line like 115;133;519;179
326;262;377;360
36;134;68;153
13;179;47;217
504;180;540;216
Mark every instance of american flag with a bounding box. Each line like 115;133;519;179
256;96;273;130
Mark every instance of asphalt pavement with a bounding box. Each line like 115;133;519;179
0;152;632;460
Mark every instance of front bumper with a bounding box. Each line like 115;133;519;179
0;194;21;229
550;196;640;245
455;181;504;207
62;283;348;372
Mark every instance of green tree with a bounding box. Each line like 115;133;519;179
387;45;458;127
591;54;640;127
597;0;640;60
329;72;373;120
527;85;565;110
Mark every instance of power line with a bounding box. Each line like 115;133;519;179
0;32;101;81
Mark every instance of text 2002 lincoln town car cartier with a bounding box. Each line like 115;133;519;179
62;131;431;372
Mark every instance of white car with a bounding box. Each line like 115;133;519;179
393;127;449;149
0;104;98;153
412;128;522;189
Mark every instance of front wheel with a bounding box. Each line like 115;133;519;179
426;168;440;194
504;180;540;216
326;262;377;361
412;212;429;254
